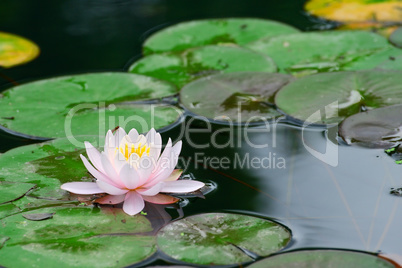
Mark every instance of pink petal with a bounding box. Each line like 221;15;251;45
61;182;104;194
146;129;162;161
137;156;156;185
146;139;172;185
154;138;172;172
145;128;156;142
119;164;141;189
80;155;120;188
84;141;105;174
104;130;114;150
136;183;163;196
95;194;126;204
96;180;128;195
145;160;175;188
171;140;182;166
148;145;161;166
164;169;183;182
123;191;145;216
147;129;162;159
128;128;139;142
113;152;127;174
101;152;125;188
161;180;204;193
142;194;179;204
114;127;127;147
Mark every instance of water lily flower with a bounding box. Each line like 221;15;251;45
61;127;204;215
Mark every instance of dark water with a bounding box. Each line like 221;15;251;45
1;0;401;267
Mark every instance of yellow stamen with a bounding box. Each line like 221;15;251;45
118;140;150;161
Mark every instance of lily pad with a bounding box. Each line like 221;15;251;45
142;18;300;55
305;0;402;23
129;45;277;88
274;71;402;125
342;47;402;71
0;203;20;219
248;249;395;268
0;31;39;68
389;27;402;48
180;72;293;123
0;206;157;267
0;72;182;140
0;181;36;204
157;213;291;266
0;136;100;200
339;104;402;148
246;31;390;75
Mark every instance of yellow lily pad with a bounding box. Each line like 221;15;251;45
305;0;402;22
0;31;40;68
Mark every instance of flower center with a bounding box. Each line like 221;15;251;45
118;142;150;161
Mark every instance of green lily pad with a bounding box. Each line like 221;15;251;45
0;181;36;204
248;249;394;268
0;72;181;140
342;47;402;71
142;18;300;55
180;72;293;123
0;203;20;219
0;31;39;68
0;206;156;267
246;31;390;75
129;45;277;88
339;104;402;148
275;71;402;125
12;196;79;212
0;136;100;199
157;213;291;266
390;27;402;48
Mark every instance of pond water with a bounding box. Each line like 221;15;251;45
1;0;401;267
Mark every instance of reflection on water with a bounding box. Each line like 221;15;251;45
172;121;402;255
1;0;400;265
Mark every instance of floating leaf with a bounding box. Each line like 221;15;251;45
248;249;394;268
22;212;55;221
0;31;39;68
157;213;291;266
0;72;182;140
305;0;402;23
0;203;20;219
142;18;299;55
246;31;390;75
379;253;402;267
389;27;402;48
13;196;79;211
129;45;276;88
0;181;35;204
180;72;293;123
0;137;100;199
342;47;402;71
275;71;402;125
339;104;402;148
0;207;156;267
